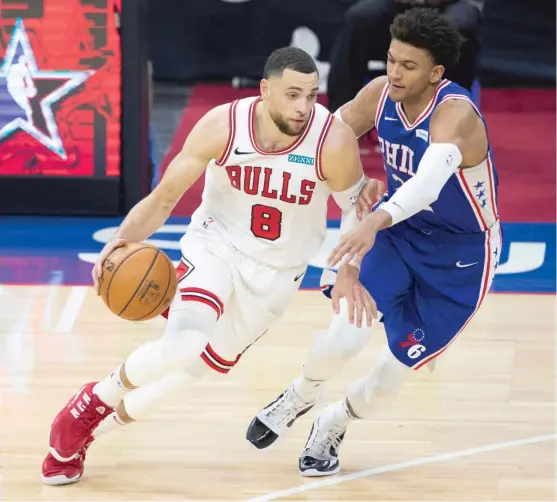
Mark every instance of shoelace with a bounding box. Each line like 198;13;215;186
265;389;307;429
305;422;345;459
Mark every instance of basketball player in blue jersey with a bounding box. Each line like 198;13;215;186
247;8;502;477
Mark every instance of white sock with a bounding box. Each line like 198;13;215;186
93;364;132;408
93;370;198;439
345;345;409;419
93;410;126;438
329;399;357;428
292;368;323;403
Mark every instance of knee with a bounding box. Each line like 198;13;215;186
157;330;207;372
159;307;213;368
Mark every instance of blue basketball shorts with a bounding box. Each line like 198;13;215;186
352;223;501;369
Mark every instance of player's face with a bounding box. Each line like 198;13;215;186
261;69;319;136
386;40;444;103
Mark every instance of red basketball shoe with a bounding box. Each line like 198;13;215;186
48;382;113;461
41;437;93;485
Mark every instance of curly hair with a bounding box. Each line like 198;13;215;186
390;7;462;69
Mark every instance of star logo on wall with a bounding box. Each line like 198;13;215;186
0;19;94;159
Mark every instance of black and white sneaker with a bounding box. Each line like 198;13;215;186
246;385;317;449
298;408;346;477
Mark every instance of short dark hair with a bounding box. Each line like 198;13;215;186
263;47;318;79
390;7;462;69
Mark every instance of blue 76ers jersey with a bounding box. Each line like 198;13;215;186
375;79;499;236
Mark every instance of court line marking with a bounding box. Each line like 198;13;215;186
55;286;88;333
247;433;556;501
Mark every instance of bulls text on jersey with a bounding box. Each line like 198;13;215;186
225;164;316;205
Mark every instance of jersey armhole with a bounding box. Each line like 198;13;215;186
437;94;481;119
215;100;239;166
374;82;390;129
314;114;334;181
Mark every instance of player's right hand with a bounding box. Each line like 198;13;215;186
331;264;377;328
356;178;385;219
92;238;127;295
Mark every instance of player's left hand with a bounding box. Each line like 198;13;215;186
331;264;376;327
327;218;378;268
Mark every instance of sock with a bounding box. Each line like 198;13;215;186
329;399;357;428
93;364;133;408
93;370;197;439
93;410;126;438
292;367;324;403
345;345;410;419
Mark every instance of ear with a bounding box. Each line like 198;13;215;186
260;78;269;98
430;64;445;85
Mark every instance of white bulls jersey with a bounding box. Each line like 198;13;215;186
187;96;334;269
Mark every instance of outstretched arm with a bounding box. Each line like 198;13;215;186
370;98;488;230
328;98;489;266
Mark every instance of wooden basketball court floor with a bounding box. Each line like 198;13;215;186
0;285;555;501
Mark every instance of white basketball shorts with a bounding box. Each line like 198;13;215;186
163;214;306;373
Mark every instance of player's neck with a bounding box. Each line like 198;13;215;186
400;82;441;124
254;100;299;152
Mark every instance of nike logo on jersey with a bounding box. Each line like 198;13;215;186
234;147;255;155
294;271;305;282
456;261;479;268
384;116;397;121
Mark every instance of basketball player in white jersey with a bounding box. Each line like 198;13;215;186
41;47;377;485
7;55;37;123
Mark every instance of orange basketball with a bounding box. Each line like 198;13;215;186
99;243;177;321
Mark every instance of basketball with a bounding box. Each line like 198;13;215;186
99;243;177;321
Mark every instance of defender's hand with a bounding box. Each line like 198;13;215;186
328;218;378;269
